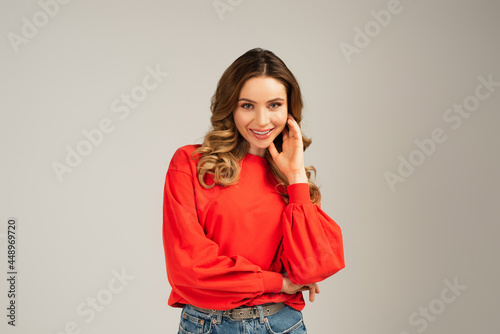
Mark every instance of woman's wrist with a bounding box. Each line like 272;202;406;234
287;171;308;184
263;271;285;293
287;183;311;204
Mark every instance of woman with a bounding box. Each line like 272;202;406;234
163;48;344;333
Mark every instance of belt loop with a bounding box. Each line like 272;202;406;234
216;310;222;324
256;305;265;324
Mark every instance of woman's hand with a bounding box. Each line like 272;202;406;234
268;115;308;184
281;272;320;302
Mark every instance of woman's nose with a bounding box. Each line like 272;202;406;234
255;108;269;127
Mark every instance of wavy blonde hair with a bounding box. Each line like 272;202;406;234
192;48;320;203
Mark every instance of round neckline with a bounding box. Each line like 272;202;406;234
243;152;267;164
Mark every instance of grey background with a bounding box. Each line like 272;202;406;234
1;0;499;333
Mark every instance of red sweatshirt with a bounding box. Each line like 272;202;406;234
162;145;344;311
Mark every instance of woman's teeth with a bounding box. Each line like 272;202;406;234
251;129;271;135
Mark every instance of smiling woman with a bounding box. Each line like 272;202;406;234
193;48;320;202
234;76;288;157
162;48;345;334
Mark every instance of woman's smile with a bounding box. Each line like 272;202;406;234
233;76;288;157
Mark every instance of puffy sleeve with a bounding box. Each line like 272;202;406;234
281;183;345;285
162;148;283;309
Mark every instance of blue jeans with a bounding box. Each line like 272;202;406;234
177;304;307;334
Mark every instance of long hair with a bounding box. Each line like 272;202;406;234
192;48;321;203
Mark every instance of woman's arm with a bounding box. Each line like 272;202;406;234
163;149;284;309
280;183;345;285
270;115;345;285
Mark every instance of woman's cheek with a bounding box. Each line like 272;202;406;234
273;111;288;129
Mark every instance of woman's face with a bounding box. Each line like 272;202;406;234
233;76;288;157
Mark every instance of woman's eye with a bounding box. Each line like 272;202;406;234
269;103;282;109
241;103;253;109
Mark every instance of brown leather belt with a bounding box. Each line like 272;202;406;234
190;302;286;320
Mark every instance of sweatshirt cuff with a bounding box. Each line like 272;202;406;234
262;271;283;293
287;183;311;204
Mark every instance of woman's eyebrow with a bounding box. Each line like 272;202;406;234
238;97;286;103
267;98;285;103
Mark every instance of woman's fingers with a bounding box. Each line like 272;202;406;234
308;285;316;302
268;141;279;160
282;274;320;302
287;116;301;139
287;117;296;138
308;283;320;302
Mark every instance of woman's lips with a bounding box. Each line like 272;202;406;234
250;128;274;139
